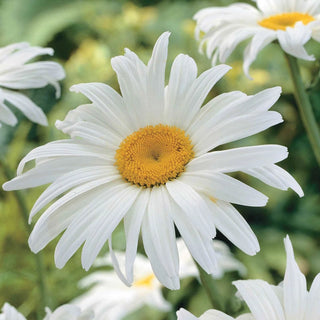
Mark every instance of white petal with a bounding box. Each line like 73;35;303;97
165;54;197;125
283;235;307;320
3;157;107;191
200;310;235;320
30;166;119;220
0;62;65;97
166;179;216;238
177;64;231;129
233;280;285;320
0;100;17;126
143;186;179;285
187;145;288;173
2;89;47;126
110;55;148;130
147;32;170;123
81;184;140;271
15;140;112;176
0;46;53;67
305;274;320;320
177;309;199;320
243;164;303;197
207;199;259;255
277;22;315;61
170;198;218;274
193;111;283;155
243;30;276;78
180;171;268;207
29;178;116;253
1;303;26;320
70;83;132;137
124;188;150;283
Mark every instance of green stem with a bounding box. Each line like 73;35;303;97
194;260;223;310
1;162;50;316
285;53;320;167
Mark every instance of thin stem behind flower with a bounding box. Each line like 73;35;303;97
194;260;223;310
1;161;50;318
285;53;320;167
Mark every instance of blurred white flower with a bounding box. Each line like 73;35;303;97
0;42;65;127
194;0;320;77
73;252;171;320
177;235;320;320
0;303;26;320
3;32;302;290
73;239;245;320
44;304;94;320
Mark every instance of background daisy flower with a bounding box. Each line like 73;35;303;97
177;235;320;320
73;239;245;320
3;32;302;290
0;42;65;127
194;0;320;77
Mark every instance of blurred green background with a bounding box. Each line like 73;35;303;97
0;0;320;319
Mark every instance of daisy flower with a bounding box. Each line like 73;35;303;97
177;235;320;320
194;0;320;77
0;42;65;127
73;239;245;320
3;32;303;290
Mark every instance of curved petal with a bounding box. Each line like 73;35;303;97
277;22;314;61
142;185;179;290
283;235;307;320
233;279;285;320
206;199;259;255
2;89;47;125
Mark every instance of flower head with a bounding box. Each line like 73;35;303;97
177;235;320;320
0;42;65;127
194;0;320;77
3;32;302;290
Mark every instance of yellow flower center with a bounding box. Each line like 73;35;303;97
259;12;315;30
133;274;155;288
115;124;194;188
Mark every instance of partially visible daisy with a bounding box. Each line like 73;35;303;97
44;305;94;320
3;32;302;290
73;252;171;320
0;42;65;127
0;303;26;320
73;239;245;320
194;0;320;77
177;235;320;320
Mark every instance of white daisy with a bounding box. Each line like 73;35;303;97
0;42;65;127
0;303;26;320
194;0;320;77
3;32;303;290
73;239;245;320
73;252;171;320
44;305;94;320
177;235;320;320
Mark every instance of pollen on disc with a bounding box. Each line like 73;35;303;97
259;12;315;31
115;124;194;187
